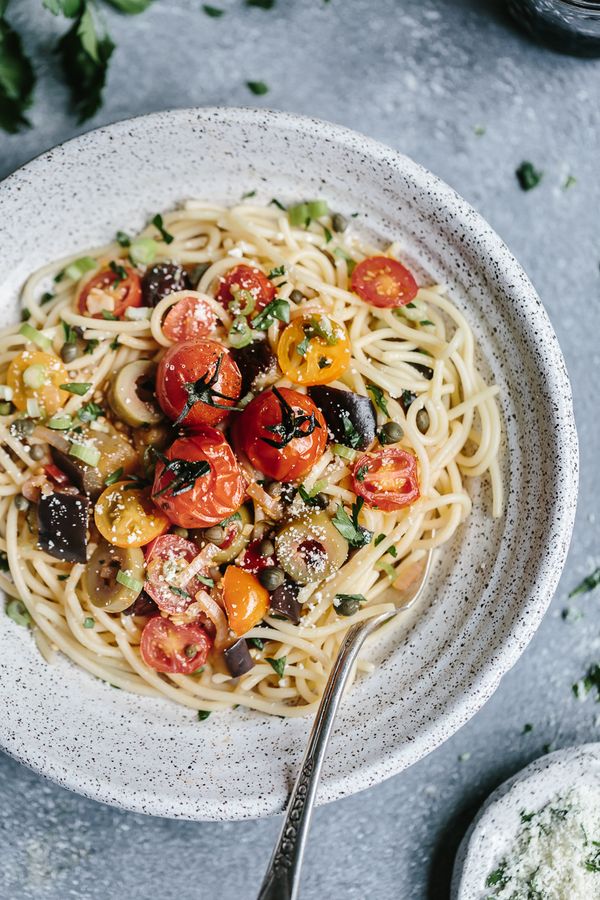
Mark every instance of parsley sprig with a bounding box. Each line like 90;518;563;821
261;387;321;449
332;498;372;548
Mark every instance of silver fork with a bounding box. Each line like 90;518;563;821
257;549;434;900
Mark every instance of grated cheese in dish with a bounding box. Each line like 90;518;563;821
483;788;600;899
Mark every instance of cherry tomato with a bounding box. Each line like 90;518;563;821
144;534;211;614
215;264;275;315
94;482;170;548
238;539;276;575
7;349;69;417
222;565;269;637
77;262;142;319
277;313;350;386
162;294;217;343
140;616;212;674
156;339;242;428
351;448;420;511
152;429;245;529
233;387;327;482
350;256;418;308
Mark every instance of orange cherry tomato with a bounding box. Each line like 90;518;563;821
94;482;170;548
222;565;269;637
152;429;245;529
233;387;327;482
350;256;418;308
351;448;420;511
215;264;275;315
77;262;142;319
7;349;69;416
162;294;217;343
277;312;350;386
140;617;212;674
156;339;242;428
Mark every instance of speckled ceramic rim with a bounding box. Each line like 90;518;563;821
0;108;578;821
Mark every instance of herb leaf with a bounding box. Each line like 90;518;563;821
197;710;211;721
246;80;269;96
152;213;174;244
0;12;36;134
105;466;123;486
104;0;153;12
366;384;389;415
59;382;91;396
332;499;372;548
43;0;84;14
569;567;600;598
202;3;224;15
267;265;285;280
252;298;290;330
248;637;264;650
246;0;275;7
58;3;115;123
341;416;361;449
266;656;286;677
516;161;543;191
78;401;103;422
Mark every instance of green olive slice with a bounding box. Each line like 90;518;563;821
85;539;145;612
275;511;349;585
108;360;163;427
190;504;252;564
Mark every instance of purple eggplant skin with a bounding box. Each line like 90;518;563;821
224;639;255;677
307;385;377;450
231;339;277;396
123;591;159;617
269;580;302;624
38;491;90;563
142;262;191;307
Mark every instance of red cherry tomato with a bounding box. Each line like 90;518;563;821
352;448;420;511
78;263;142;319
350;256;418;308
215;264;275;315
156;339;242;428
233;387;327;482
140;616;212;674
162;295;217;343
152;429;245;529
144;534;211;614
238;539;275;575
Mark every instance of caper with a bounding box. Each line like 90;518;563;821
335;598;359;616
258;566;285;592
259;538;275;558
14;494;29;511
12;418;34;437
379;421;403;445
331;213;347;233
204;525;225;546
30;444;45;461
172;526;189;538
60;342;79;364
289;289;306;304
191;262;211;285
0;401;12;416
416;409;430;434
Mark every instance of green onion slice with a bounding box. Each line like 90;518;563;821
6;599;32;628
69;442;101;466
47;414;73;430
60;382;91;396
116;570;144;593
23;364;47;389
64;257;97;281
332;443;357;462
19;323;52;352
288;203;310;227
129;238;157;266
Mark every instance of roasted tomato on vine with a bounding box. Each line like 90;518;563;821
140;617;212;675
215;264;275;316
77;262;142;319
350;256;418;308
144;534;213;614
277;312;350;386
152;429;245;529
233;387;327;482
156;338;242;427
94;482;170;548
351;448;420;511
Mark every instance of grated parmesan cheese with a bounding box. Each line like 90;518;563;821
484;788;600;899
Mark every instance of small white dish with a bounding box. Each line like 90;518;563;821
0;108;578;820
452;743;600;899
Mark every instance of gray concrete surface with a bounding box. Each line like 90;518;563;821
0;1;599;898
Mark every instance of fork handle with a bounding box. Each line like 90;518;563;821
257;609;395;900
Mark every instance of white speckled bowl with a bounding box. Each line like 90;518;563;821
452;744;600;899
0;108;577;820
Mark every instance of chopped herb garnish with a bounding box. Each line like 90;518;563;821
197;710;211;721
174;352;242;425
569;567;600;598
516;161;543;191
573;664;600;702
109;260;127;285
366;383;389;415
62;320;77;344
246;80;269;96
105;467;124;486
197;575;214;588
57;574;69;581
335;593;366;604
270;198;286;211
101;309;118;321
342;416;361;449
219;511;242;527
261;386;321;449
298;484;323;506
267;265;285;280
84;338;99;355
252;298;290;330
332;498;372;548
387;546;398;558
420;320;434;327
153;451;211;497
59;382;91;396
21;309;31;321
242;189;256;199
169;585;191;599
473;124;486;136
40;291;55;305
202;3;224;15
248;637;265;650
83;616;95;629
78;401;103;423
563;174;576;191
266;656;286;677
109;338;119;349
115;230;131;247
374;533;386;547
152;213;174;244
321;224;333;243
246;0;275;7
522;723;534;734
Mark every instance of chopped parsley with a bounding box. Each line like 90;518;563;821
152;213;174;244
78;401;103;423
341;416;361;449
252;298;290;330
335;593;366;604
109;261;127;285
516;161;543;191
374;534;386;547
569;567;600;598
101;310;118;321
522;723;534;734
573;664;600;702
355;464;368;483
321;224;332;243
332;498;372;548
84;338;100;355
485;862;507;888
270;198;286;211
246;0;276;7
115;230;131;247
62;320;77;344
197;575;214;588
242;189;256;199
0;551;8;571
267;265;285;280
202;4;224;15
40;291;55;305
266;656;286;677
248;637;265;650
387;546;398;558
169;586;190;600
247;80;269;96
298;484;323;506
197;710;211;721
366;383;389;415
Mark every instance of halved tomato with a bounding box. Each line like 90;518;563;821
94;482;170;548
162;294;217;343
222;565;269;637
144;534;212;614
351;448;420;511
276;313;350;386
140;617;212;674
350;256;418;308
78;262;142;319
215;264;275;315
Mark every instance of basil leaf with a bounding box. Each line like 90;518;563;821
266;656;286;677
58;4;115;123
252;298;290;330
366;383;389;416
105;0;153;12
0;14;36;134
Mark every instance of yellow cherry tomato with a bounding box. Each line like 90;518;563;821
94;482;170;548
277;312;351;386
7;349;69;416
222;565;269;637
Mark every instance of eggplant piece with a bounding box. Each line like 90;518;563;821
142;262;191;307
38;490;89;563
224;639;255;677
231;339;277;396
269;580;301;624
307;385;376;450
123;590;158;617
